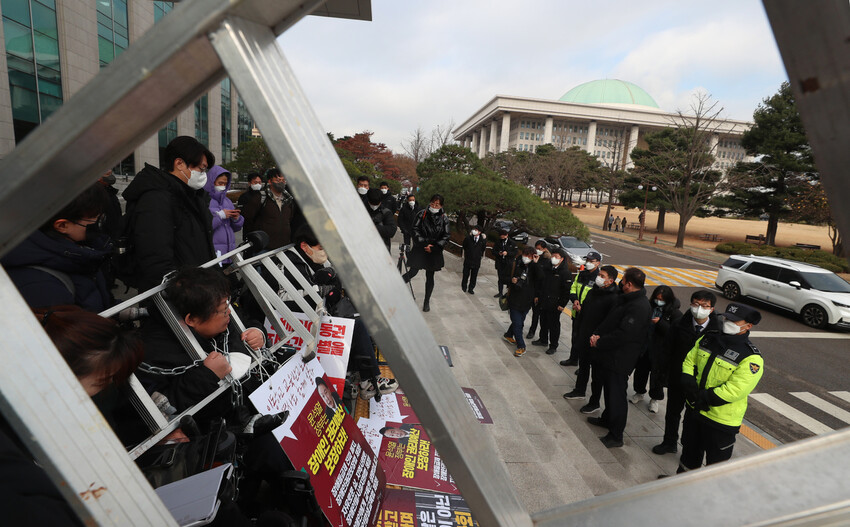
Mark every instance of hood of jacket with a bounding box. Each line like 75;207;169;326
1;229;112;273
123;163;197;203
205;165;232;201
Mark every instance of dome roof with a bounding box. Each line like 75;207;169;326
559;79;660;109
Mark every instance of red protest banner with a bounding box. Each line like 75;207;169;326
376;488;479;527
460;388;492;424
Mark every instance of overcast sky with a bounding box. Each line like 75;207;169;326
277;0;788;155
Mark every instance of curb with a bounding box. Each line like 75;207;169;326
588;228;724;268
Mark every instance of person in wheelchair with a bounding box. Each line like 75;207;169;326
281;226;398;400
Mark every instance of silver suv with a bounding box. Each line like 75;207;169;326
715;255;850;329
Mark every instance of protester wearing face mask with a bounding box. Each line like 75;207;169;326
562;265;620;414
531;247;573;355
493;229;518;298
402;194;451;312
525;240;552;340
366;188;397;253
237;172;263;234
561;250;603;367
460;225;487;294
677;303;763;472
652;290;719;456
396;193;420;250
356;176;371;206
378;180;397;211
631;285;682;414
243;168;295;251
204;166;244;265
2;184;113;311
503;247;538;357
122;136;216;290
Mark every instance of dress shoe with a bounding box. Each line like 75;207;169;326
526;330;535;339
561;358;578;367
652;442;677;455
545;347;557;355
493;292;502;298
600;434;624;448
563;389;585;400
422;302;430;312
531;339;547;347
587;417;608;428
468;290;475;295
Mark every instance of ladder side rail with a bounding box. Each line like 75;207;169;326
0;268;177;525
272;250;328;311
210;16;532;527
127;374;170;433
260;257;323;326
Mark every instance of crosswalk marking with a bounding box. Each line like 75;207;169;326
829;391;850;405
790;392;850;424
749;393;834;434
610;265;716;288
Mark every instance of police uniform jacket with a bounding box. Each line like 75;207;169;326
682;331;764;431
569;267;598;319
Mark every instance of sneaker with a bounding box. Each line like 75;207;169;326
563;389;585;400
514;347;526;357
587;416;608;428
580;403;600;414
560;358;578;366
630;392;646;404
468;290;475;295
376;377;399;395
652;442;678;455
493;292;502;298
531;339;547;347
545;347;557;355
600;434;624;448
526;330;535;339
648;399;659;413
503;334;516;344
359;380;377;400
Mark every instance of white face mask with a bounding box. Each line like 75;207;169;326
381;188;388;194
250;183;262;191
551;257;562;267
369;204;380;211
595;275;607;287
535;249;543;256
214;185;226;192
471;230;479;236
357;187;368;195
186;169;207;190
522;256;532;264
307;247;328;264
585;261;596;271
408;201;415;207
429;206;441;214
722;320;744;335
655;299;666;307
691;305;712;320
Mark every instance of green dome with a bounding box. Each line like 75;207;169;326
559;79;659;109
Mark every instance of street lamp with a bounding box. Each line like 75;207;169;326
637;184;656;241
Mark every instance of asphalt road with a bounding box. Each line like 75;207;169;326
588;233;850;445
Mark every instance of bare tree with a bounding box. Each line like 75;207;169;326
430;119;456;151
402;126;430;165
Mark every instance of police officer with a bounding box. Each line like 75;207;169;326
677;303;763;472
560;250;601;367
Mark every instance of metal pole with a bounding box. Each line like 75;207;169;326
638;186;648;241
208;15;532;527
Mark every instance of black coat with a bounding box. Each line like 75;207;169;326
493;237;517;279
462;234;487;269
661;310;721;384
593;288;652;374
368;205;397;251
396;201;420;237
575;282;620;355
123;164;215;291
409;209;450;271
647;297;683;364
237;188;263;234
1;229;112;311
102;183;123;242
507;257;535;312
240;187;295;251
536;261;572;310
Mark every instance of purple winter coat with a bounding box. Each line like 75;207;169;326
205;166;244;263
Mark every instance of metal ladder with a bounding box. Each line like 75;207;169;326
0;0;849;525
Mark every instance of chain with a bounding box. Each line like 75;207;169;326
137;359;204;376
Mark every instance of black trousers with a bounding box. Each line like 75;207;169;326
599;367;629;442
662;381;687;445
575;349;602;405
566;319;579;361
528;302;540;334
403;267;435;303
461;265;479;292
538;308;561;348
633;351;664;400
678;410;737;472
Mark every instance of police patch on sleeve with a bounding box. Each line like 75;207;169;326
749;363;761;374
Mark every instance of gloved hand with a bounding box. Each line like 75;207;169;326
695;389;713;412
313;267;336;285
681;373;699;403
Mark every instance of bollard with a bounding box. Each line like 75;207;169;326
654;236;658;244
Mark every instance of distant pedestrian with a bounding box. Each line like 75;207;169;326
607;215;614;231
614;216;621;232
461;225;487;294
204;166;244;264
493;230;517;297
530;247;572;355
402;194;450;312
525;240;551;340
621;217;627;232
504;247;537;357
631;285;682;413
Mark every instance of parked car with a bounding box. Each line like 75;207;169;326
715;255;850;329
543;235;595;273
493;219;529;245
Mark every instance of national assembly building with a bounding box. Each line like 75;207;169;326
453;79;753;171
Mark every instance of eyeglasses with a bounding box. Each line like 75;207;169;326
690;302;713;308
70;215;104;228
215;299;231;317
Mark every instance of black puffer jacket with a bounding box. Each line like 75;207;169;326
123;163;215;291
368;205;397;251
409;209;451;271
507;256;535;311
574;282;620;356
593;288;652;374
396;201;420;237
536;261;572;310
1;229;112;311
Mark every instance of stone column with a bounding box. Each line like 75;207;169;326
500;114;512;152
472;131;480;155
488;121;498;154
543;116;553;144
625;124;639;168
478;128;488;158
709;134;719;166
586;120;597;154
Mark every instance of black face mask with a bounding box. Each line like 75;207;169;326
84;217;106;243
270;181;286;193
102;173;116;185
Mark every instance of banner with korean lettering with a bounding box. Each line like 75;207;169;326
264;312;353;397
369;390;419;423
358;420;459;495
376;489;478;527
250;358;386;527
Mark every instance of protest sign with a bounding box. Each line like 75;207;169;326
369;390;419;423
264;312;353;396
376;488;478;527
460;388;492;424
